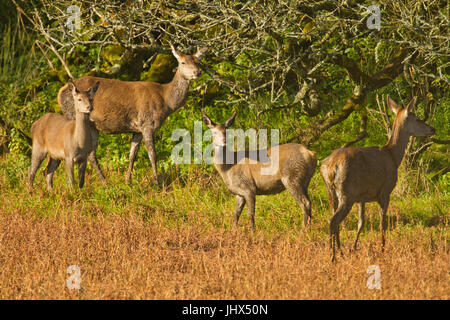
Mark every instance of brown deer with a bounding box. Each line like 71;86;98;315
202;113;317;231
58;43;208;184
320;96;435;262
28;79;100;190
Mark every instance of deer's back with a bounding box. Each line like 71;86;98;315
58;76;166;133
237;143;316;195
321;147;397;202
276;143;317;178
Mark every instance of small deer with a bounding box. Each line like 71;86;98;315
58;43;207;184
28;79;100;191
202;113;317;230
320;96;435;262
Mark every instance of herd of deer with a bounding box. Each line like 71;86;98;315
27;44;435;261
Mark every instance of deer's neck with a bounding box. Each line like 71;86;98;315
212;144;234;174
383;123;410;168
163;69;190;111
74;112;92;150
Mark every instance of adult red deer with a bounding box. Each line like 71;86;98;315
58;43;207;184
202;113;317;231
320;96;435;262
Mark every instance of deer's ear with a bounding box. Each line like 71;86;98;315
88;81;100;97
194;46;208;60
405;96;417;113
387;95;400;115
68;79;79;95
169;42;181;60
224;112;237;128
202;114;215;128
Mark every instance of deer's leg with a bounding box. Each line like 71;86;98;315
125;133;143;183
78;160;87;189
142;129;159;185
45;158;61;191
352;202;365;251
325;186;338;212
378;197;390;252
244;193;256;231
284;182;312;228
302;192;312;228
233;195;246;229
88;127;106;184
329;200;353;262
28;145;47;187
64;158;75;187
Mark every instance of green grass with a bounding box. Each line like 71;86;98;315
1;152;448;239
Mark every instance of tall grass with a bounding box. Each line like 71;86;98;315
0;153;448;299
0;19;37;85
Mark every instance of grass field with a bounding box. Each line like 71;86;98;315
0;153;448;299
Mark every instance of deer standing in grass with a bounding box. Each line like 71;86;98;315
202;113;317;231
28;79;100;190
320;96;435;262
58;44;207;184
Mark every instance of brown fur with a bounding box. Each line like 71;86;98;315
28;80;100;190
320;96;435;262
203;113;317;230
58;45;208;183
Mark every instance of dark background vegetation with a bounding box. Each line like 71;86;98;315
0;0;448;191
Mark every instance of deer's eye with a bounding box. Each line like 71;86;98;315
78;99;82;102
181;62;186;64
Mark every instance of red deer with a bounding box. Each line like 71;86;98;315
28;79;100;190
58;43;207;184
320;96;435;262
202;113;317;230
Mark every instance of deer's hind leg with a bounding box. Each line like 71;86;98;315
329;197;353;262
352;202;365;251
283;178;312;228
28;144;47;187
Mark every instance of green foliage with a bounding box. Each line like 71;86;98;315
0;0;448;202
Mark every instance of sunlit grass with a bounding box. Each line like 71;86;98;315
0;153;448;299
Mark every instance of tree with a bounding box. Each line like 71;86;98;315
9;0;450;156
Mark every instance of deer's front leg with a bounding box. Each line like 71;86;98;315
233;195;246;230
78;160;87;189
142;129;159;185
65;158;75;187
88;127;106;184
244;193;256;231
126;133;143;183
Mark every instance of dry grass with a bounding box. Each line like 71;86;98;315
0;155;448;299
0;209;448;299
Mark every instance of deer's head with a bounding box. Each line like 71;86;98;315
68;79;100;114
387;96;435;137
202;113;237;146
170;43;207;80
